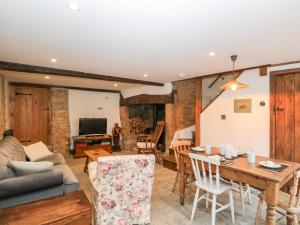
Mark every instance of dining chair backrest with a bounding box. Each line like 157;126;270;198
172;140;191;169
189;153;221;189
151;121;165;146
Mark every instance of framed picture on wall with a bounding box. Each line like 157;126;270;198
234;99;252;113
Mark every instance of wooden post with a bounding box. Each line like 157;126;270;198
260;66;268;76
195;78;202;145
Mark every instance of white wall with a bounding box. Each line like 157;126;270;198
200;63;300;157
68;90;121;139
121;82;172;98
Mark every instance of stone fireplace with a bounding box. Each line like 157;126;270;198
120;103;165;151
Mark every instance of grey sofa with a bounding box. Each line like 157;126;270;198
0;136;79;208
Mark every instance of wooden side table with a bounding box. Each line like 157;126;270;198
0;190;92;225
84;149;112;173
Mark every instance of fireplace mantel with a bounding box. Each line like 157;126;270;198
120;92;174;106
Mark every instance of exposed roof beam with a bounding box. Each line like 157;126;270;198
208;74;223;88
0;61;164;86
9;82;121;93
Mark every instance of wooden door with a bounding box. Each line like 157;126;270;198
9;86;50;145
271;70;300;162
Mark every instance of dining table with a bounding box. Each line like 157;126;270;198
178;148;300;225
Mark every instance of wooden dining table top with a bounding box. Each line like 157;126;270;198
179;148;300;184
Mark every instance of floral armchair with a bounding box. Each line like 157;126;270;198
88;154;155;225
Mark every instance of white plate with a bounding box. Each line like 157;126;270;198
191;146;205;152
259;161;282;169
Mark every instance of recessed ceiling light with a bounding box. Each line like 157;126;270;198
177;73;187;78
114;83;118;87
50;58;57;63
68;2;80;11
209;52;215;56
45;76;50;79
143;74;148;77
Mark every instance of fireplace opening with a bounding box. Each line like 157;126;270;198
128;104;165;151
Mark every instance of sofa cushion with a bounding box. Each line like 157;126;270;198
36;153;66;165
0;136;26;166
23;142;53;162
0;171;63;199
53;164;79;185
8;161;54;176
0;165;16;180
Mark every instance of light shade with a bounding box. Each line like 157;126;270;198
220;80;249;91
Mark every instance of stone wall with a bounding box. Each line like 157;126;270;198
0;75;5;139
165;79;196;152
50;88;70;155
120;106;139;151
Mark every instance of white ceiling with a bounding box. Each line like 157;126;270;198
0;0;300;83
0;70;144;91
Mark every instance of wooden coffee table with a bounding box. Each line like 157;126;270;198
84;149;112;173
0;190;92;225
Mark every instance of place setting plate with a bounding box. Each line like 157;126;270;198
259;161;282;169
191;146;205;152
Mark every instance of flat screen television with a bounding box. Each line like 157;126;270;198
79;118;107;135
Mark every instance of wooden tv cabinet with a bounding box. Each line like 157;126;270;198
73;134;112;158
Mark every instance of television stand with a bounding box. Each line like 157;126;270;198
73;134;112;159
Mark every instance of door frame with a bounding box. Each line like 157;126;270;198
270;68;300;158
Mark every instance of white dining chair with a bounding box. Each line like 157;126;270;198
189;153;235;225
222;144;252;216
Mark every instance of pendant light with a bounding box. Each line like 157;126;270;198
220;55;249;91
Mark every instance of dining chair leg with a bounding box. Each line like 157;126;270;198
255;194;264;225
211;194;217;225
292;213;298;225
206;192;209;208
172;171;179;193
190;187;200;221
228;189;235;223
246;184;252;204
239;182;245;216
189;174;192;200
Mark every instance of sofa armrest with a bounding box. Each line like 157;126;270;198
0;171;63;199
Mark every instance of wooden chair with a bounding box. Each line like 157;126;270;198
171;140;193;199
136;121;165;161
255;170;300;225
189;153;235;225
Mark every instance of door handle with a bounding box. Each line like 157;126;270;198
273;106;284;112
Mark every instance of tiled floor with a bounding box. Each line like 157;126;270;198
66;152;287;225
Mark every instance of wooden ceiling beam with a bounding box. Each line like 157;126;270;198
120;93;174;105
208;74;223;88
0;61;164;86
259;66;268;76
9;82;121;93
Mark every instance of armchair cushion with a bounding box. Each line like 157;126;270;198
89;154;155;225
0;171;63;199
137;142;155;149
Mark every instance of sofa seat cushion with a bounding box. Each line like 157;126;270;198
0;171;63;199
23;142;53;162
37;153;66;165
53;164;78;185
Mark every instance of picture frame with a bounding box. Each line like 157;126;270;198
234;98;252;113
